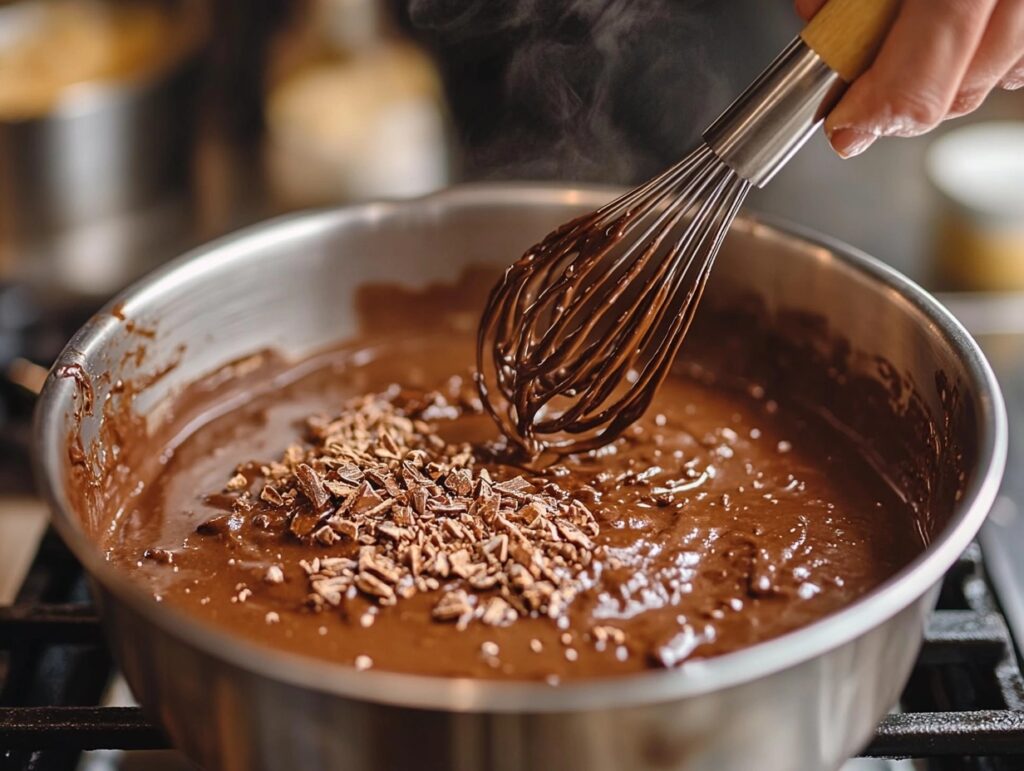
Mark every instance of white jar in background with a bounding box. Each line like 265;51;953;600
264;0;450;207
926;121;1024;291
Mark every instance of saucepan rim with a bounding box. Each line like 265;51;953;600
33;182;1008;713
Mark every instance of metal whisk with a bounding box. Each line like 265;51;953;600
477;0;900;458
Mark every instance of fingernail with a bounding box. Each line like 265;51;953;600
828;128;878;159
1002;67;1024;90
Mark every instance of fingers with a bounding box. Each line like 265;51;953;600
949;0;1024;117
999;54;1024;89
824;0;999;158
795;0;1022;157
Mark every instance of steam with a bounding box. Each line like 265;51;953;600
407;0;739;183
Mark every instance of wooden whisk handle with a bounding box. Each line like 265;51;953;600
800;0;902;83
706;0;900;185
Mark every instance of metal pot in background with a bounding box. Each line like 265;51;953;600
0;0;207;300
33;185;1007;771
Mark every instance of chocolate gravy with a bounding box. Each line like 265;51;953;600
103;326;921;681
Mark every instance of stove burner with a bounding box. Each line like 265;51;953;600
0;535;1021;769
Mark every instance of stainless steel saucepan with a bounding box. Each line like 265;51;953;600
33;184;1007;771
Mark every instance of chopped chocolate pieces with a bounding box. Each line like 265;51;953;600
407;544;423;576
335;463;363;485
410;487;429;515
482;534;509;563
320;556;356;571
359;550;401;584
350;481;383;514
481;596;516;626
355;572;396;602
445;468;473;496
213;390;605;634
434;550;451;578
555;520;593;550
448;548;482;578
433;589;472;621
323;480;358;499
313;524;338;546
493;476;534;497
260;485;284;506
392;506;414;527
362;498;395;518
327;517;359;539
376;521;406;541
295;463;331;510
289;509;322;539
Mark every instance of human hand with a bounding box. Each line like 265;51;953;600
796;0;1024;157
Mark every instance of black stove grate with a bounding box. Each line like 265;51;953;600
860;543;1024;768
1;535;1023;770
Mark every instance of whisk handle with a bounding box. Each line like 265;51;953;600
703;0;899;187
801;0;902;83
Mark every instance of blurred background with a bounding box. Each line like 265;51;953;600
0;0;1020;314
0;0;1019;461
0;3;1021;770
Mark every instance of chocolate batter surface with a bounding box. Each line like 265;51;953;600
105;332;920;681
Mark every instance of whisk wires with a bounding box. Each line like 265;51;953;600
476;145;751;458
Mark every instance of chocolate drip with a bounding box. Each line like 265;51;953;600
476;149;749;458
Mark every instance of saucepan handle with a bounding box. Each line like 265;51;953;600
7;358;48;397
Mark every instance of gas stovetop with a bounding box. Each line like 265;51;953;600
0;534;1021;770
0;291;1022;771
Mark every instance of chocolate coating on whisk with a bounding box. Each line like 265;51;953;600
476;146;752;458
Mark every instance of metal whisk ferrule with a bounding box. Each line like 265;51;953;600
704;38;846;188
476;147;751;458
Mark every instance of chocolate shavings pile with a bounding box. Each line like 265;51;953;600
210;391;602;629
